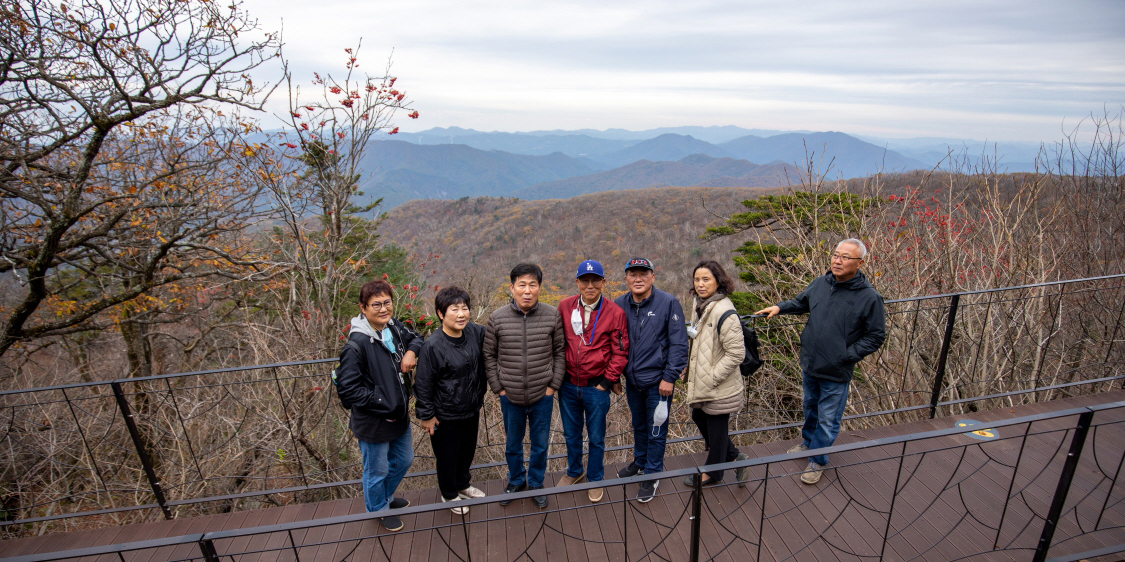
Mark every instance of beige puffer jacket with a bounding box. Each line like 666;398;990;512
483;301;566;406
685;296;745;411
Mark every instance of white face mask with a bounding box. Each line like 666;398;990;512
652;397;669;437
570;308;584;336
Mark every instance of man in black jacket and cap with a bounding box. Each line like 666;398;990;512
755;238;886;485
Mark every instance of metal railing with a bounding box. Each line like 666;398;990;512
1;274;1123;535
7;399;1123;562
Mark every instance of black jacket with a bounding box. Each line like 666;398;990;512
336;319;423;443
414;323;488;422
776;270;886;383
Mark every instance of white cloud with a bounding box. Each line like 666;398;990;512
243;0;1125;141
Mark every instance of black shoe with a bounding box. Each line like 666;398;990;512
529;485;548;509
637;480;658;503
380;514;403;531
681;475;724;487
499;482;526;506
617;461;642;478
734;452;750;488
388;497;410;509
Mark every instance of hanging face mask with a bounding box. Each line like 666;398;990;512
652;397;669;437
570;308;584;337
686;325;698;339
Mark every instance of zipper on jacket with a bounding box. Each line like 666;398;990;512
522;311;529;402
392;324;409;417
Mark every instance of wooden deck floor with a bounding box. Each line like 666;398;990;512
3;391;1124;562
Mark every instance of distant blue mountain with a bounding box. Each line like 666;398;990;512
591;134;732;168
515;154;795;200
354;141;596;209
855;135;1047;173
720;132;926;178
393;130;635;159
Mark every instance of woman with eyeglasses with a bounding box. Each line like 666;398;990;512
334;280;423;532
682;260;749;488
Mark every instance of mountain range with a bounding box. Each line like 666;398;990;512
355;129;937;209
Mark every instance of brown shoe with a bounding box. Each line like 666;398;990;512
588;487;603;503
557;471;586;487
800;461;826;485
787;443;809;454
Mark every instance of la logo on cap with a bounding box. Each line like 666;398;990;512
587;264;594;271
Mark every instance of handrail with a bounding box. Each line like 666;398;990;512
1;273;1122;532
3;273;1121;396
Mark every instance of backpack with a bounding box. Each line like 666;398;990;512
331;340;363;410
717;309;764;378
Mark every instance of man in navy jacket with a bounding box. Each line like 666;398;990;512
613;258;689;502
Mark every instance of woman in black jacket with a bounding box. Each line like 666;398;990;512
414;286;488;514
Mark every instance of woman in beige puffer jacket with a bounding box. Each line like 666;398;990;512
683;260;748;486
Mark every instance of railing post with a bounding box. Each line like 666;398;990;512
929;294;960;419
1032;409;1094;562
111;381;173;520
197;538;221;562
689;472;703;562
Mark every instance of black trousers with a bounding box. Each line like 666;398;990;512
430;412;480;500
691;408;740;481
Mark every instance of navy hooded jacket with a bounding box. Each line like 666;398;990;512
776;270;886;383
614;287;689;389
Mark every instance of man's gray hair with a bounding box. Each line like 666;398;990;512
837;238;868;259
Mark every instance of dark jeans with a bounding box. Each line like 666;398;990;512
800;373;851;466
430;413;480;500
691;408;739;481
558;380;611;482
500;394;553;488
626;382;670;474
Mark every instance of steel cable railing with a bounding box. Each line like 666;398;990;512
0;274;1123;535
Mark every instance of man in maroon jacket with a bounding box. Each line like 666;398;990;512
557;259;629;503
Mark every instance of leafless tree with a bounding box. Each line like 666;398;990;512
0;0;282;359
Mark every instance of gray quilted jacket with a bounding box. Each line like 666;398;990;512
483;300;566;406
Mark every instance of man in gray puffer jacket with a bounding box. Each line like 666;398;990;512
484;263;566;508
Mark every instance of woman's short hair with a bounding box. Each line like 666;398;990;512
359;280;394;305
435;286;471;317
690;260;737;297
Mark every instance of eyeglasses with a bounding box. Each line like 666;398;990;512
365;299;393;310
577;277;605;286
830;252;863;262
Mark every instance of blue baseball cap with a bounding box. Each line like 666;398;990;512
576;260;604;279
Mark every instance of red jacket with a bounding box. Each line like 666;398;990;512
558;294;629;387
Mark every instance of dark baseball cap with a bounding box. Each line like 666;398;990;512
624;257;654;272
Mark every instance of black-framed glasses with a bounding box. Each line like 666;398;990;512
365;299;394;310
830;252;862;262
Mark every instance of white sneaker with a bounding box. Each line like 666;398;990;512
442;495;469;515
458;485;486;499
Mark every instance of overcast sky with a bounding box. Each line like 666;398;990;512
242;0;1125;142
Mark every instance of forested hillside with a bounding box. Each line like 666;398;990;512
377;186;779;309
